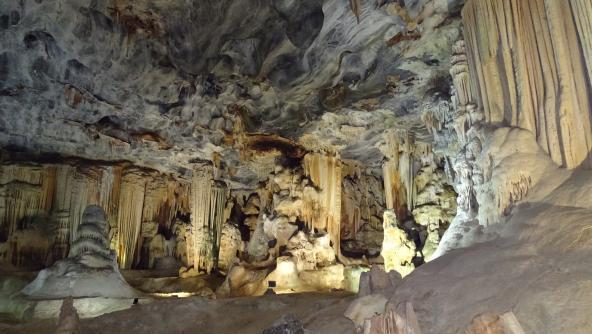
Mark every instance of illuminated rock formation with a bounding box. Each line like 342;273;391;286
430;38;485;258
115;170;146;269
462;0;592;169
22;205;138;299
341;161;386;258
381;210;415;277
302;152;343;254
382;130;415;219
217;223;244;273
191;166;228;274
0;162;190;270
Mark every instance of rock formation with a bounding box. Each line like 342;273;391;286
465;312;525;334
463;0;592;170
381;210;415;277
21;205;138;299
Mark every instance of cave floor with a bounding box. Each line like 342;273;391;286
1;292;355;334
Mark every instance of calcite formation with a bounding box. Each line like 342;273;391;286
363;301;422;334
21;205;138;299
190;165;228;274
462;0;592;169
0;162;189;270
465;312;525;334
302;152;343;254
0;0;467;293
381;210;416;277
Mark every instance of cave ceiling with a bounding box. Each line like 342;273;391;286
0;0;464;187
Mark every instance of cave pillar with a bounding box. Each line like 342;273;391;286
191;164;227;274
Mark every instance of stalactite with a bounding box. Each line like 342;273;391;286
116;169;146;269
302;152;343;254
191;165;227;273
51;165;74;260
571;0;592;86
462;0;592;169
382;130;416;219
68;167;101;242
0;165;54;235
0;161;190;269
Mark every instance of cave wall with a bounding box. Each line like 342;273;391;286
462;0;592;169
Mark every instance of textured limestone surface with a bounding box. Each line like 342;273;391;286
0;0;463;180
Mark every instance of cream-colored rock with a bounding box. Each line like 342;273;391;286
216;265;268;297
242;194;261;215
263;214;298;248
344;294;388;329
287;232;336;272
465;312;525;334
381;210;415;277
178;266;200;278
298;264;345;291
218;223;244;273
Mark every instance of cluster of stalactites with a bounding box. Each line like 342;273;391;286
115;170;146;269
0;165;54;236
0;163;190;269
463;0;592;169
191;165;228;274
302;152;343;254
381;129;420;218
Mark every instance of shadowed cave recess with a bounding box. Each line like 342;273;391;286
1;0;592;333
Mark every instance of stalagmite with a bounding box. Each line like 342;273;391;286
433;38;485;259
22;205;138;299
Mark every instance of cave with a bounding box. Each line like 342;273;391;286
1;0;591;333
